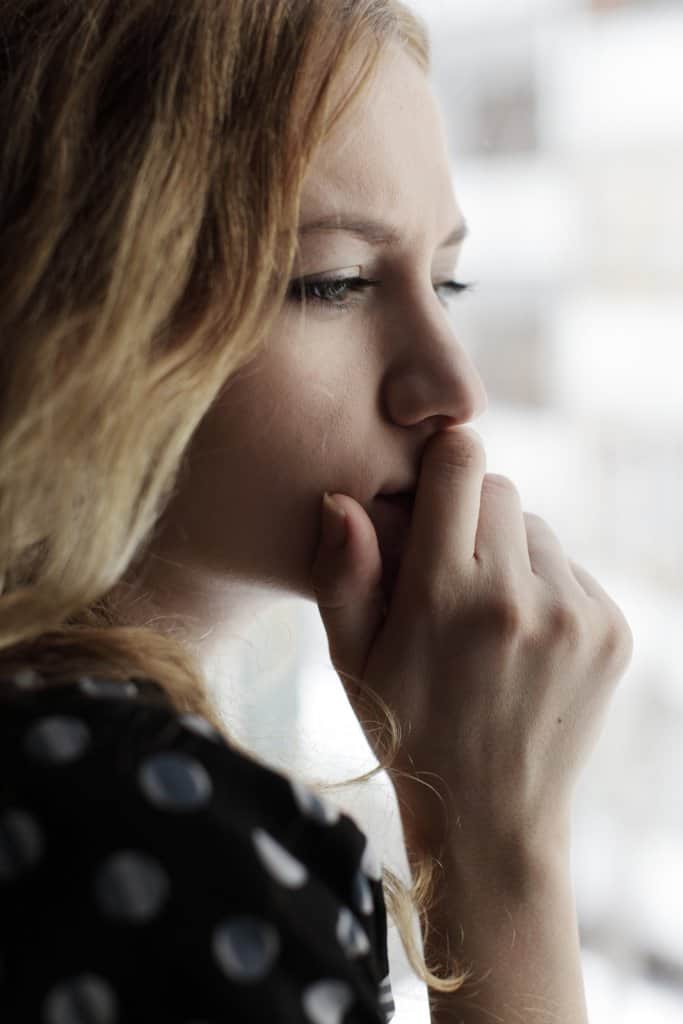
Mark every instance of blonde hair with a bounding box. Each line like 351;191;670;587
0;0;468;996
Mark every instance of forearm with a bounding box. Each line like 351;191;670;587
415;837;588;1024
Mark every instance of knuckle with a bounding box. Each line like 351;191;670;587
602;614;635;671
545;600;582;643
622;619;635;661
485;591;524;636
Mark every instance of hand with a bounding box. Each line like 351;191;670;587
310;428;634;858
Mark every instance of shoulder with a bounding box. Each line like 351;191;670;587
0;672;394;1023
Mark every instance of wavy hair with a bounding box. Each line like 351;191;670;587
0;0;469;996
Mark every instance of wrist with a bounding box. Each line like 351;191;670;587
419;837;586;1024
401;809;572;901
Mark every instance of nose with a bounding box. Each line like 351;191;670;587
381;292;489;429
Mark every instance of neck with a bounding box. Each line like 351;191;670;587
108;546;291;688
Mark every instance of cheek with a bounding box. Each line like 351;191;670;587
207;337;369;491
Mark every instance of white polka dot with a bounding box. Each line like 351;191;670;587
93;850;170;922
0;808;44;881
24;715;91;764
360;835;382;882
336;906;371;959
78;677;139;700
301;978;355;1024
12;668;43;690
212;915;280;982
42;972;118;1024
290;779;341;825
138;751;213;811
252;828;308;889
179;713;222;742
351;868;374;916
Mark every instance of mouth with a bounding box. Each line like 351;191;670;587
375;491;415;511
370;491;415;546
369;493;415;602
373;491;416;528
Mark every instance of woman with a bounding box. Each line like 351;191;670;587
0;2;633;1022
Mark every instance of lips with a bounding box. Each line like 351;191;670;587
374;489;417;520
372;492;415;534
371;493;415;603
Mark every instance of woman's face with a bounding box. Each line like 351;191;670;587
130;45;488;634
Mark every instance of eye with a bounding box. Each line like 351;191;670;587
287;276;473;314
435;280;473;308
287;276;379;313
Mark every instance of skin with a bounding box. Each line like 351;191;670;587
115;44;487;675
112;45;633;1021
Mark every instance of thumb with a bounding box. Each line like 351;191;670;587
311;492;388;710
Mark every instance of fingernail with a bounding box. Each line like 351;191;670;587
321;493;348;549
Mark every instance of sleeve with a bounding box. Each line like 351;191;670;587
0;675;396;1024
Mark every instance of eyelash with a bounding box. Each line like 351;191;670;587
287;276;473;313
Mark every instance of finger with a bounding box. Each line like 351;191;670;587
401;427;487;587
568;558;622;611
569;559;635;672
311;493;388;704
524;512;582;592
475;474;531;574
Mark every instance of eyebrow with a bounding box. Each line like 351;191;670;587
298;215;469;250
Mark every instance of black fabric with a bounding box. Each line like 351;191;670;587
0;674;395;1023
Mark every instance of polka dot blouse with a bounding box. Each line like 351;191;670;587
0;671;396;1024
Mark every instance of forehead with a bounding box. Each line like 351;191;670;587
299;47;462;242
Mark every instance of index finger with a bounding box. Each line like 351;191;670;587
401;428;487;587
